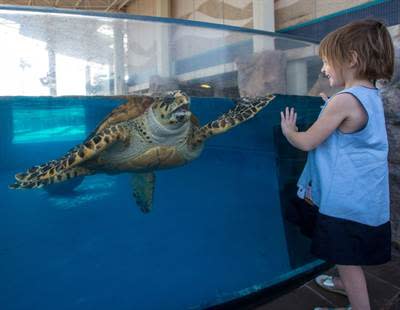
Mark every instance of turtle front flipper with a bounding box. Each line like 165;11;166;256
9;123;130;189
190;94;276;148
132;172;155;213
9;167;91;189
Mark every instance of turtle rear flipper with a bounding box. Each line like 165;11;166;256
132;172;155;213
10;123;130;188
190;94;275;147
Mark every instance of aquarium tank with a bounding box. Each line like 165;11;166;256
0;5;325;310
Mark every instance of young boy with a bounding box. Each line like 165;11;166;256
280;20;394;310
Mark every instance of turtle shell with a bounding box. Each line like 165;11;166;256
90;95;154;137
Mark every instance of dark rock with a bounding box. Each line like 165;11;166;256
236;50;287;96
380;40;400;245
308;75;342;98
149;75;179;94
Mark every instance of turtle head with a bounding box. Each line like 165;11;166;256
151;90;191;128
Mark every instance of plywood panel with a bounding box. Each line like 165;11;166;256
171;0;195;20
275;0;315;29
0;0;134;11
194;0;223;24
172;0;253;26
223;0;253;27
275;0;374;30
316;0;371;18
126;0;157;16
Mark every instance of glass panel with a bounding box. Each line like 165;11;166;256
0;6;324;310
0;8;321;96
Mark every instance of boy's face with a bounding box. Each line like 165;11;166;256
321;58;345;87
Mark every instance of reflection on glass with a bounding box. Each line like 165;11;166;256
12;105;86;144
0;9;320;97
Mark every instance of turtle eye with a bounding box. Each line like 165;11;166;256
163;95;175;105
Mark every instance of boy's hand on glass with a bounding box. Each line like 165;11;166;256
280;107;298;137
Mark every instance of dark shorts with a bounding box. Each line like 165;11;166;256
286;197;392;265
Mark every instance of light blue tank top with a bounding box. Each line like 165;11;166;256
297;86;390;226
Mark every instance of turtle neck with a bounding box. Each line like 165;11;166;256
145;107;190;145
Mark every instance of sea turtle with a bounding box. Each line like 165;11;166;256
9;91;275;212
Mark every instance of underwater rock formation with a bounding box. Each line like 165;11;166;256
236;50;287;96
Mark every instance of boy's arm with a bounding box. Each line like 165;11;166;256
281;93;352;151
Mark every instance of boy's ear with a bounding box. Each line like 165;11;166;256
349;50;359;68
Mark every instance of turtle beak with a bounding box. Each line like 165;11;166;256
175;110;190;122
173;105;191;122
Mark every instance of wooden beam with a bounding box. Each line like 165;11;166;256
75;0;83;8
27;0;33;5
105;0;120;12
156;0;170;17
117;0;132;10
54;0;60;6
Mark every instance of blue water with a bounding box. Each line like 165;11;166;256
0;95;322;310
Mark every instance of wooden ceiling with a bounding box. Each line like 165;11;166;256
0;0;135;12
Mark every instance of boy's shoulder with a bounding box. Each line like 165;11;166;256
327;92;369;131
324;92;366;121
334;85;378;100
328;92;360;111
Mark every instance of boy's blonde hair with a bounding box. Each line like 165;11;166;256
319;19;394;81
